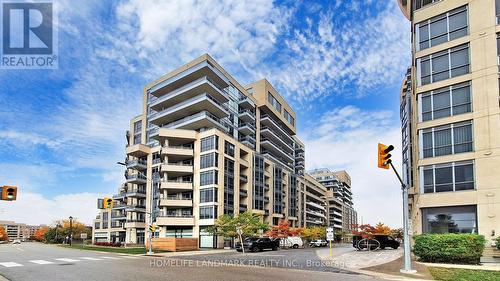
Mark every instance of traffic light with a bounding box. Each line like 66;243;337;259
149;224;156;232
378;143;394;169
1;186;17;201
103;197;114;209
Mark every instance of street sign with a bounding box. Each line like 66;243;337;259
327;227;333;233
80;233;87;239
326;232;334;241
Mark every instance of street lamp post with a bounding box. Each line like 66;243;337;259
117;161;155;255
69;216;73;246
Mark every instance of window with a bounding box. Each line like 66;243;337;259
414;0;441;10
200;170;218;186
102;212;109;229
133;134;141;145
200;188;218;203
200;206;217;219
416;6;468;51
267;91;282;112
224;141;235;157
497;0;500;24
421;121;473;158
422;205;477;233
420;82;471;122
418;44;469;86
421;161;474;193
201;135;218;152
224;158;234;215
134;121;142;133
200;153;218;169
284;109;295;126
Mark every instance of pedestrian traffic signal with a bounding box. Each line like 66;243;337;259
149;224;156;232
378;143;394;169
103;197;114;209
1;186;17;201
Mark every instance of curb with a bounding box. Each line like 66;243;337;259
417;261;500;272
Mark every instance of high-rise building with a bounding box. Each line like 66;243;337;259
309;169;358;240
397;0;500;247
92;54;358;247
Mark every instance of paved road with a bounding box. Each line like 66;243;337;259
0;243;384;281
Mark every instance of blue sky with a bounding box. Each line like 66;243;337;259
0;0;410;226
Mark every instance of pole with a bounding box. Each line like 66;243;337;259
388;162;415;274
69;217;73;247
329;240;332;257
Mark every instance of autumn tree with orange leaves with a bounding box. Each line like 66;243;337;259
0;226;8;241
352;222;393;238
33;227;49;242
266;220;302;238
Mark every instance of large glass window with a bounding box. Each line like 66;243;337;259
414;0;441;10
200;188;217;203
421;121;473;158
200;170;218;186
200;153;218;169
422;205;477;233
284;109;295;126
199;206;217;219
201;135;218;152
418;44;470;86
421;161;474;193
420;82;471;122
416;6;468;51
267;91;282;113
224;158;234;215
224;141;235;157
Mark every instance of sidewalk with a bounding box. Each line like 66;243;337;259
316;247;403;269
417;261;500;271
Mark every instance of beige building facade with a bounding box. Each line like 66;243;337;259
92;54;357;247
398;0;500;246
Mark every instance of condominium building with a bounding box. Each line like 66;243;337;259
92;54;358;247
309;169;358;238
0;220;46;241
397;0;500;245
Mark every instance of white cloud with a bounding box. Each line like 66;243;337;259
303;106;403;228
258;1;410;101
0;192;104;225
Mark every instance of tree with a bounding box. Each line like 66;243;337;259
374;222;392;235
353;223;398;239
266;220;301;238
207;211;269;240
0;226;8;241
391;228;404;240
300;226;326;241
33;227;49;242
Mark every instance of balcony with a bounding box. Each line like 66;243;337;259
161;145;194;159
152;111;229;133
159;180;193;191
111;213;127;220
125;189;146;198
125;205;147;212
295;161;305;168
126;174;147;184
239;174;248;183
113;193;126;200
260;138;294;163
260;114;293;143
238;96;255;109
161;162;193;176
306;201;326;211
149;93;229;126
306;209;326;218
125;220;146;228
238;109;255;123
156;214;195;226
112;202;128;210
149;76;229;110
159;198;193;207
239;204;247;212
238;122;255;135
126;144;150;157
239;135;255;149
126;159;147;170
239;189;248;197
295;153;305;160
260;126;294;153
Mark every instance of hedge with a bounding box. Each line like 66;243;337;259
413;234;485;264
93;242;122;247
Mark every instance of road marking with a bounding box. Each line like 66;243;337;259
100;256;122;260
119;256;142;259
0;262;23;267
30;260;54;265
55;258;81;262
80;257;103;261
16;247;24;252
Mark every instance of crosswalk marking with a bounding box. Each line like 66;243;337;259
55;258;80;262
0;262;23;267
80;257;103;261
30;260;54;265
100;256;121;260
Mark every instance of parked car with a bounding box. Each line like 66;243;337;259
352;235;400;250
12;239;21;244
236;237;280;252
280;236;304;249
309;239;328;247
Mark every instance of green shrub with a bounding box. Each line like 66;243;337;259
496;237;500;250
413;234;485;264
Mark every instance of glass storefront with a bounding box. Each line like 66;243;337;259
422;205;477;234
